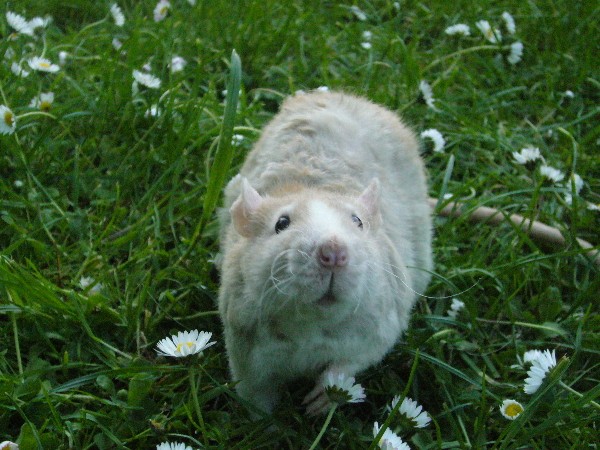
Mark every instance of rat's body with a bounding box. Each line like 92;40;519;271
218;91;432;414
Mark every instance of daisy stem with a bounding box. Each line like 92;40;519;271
189;365;209;446
16;111;58;121
11;310;23;376
559;381;600;410
308;404;337;450
425;45;498;72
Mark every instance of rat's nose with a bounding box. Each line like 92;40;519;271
318;239;348;268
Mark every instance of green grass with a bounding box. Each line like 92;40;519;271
1;0;598;448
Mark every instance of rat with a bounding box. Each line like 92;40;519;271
217;90;432;415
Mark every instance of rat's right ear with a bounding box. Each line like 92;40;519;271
230;178;264;237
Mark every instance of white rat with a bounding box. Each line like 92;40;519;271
217;91;432;415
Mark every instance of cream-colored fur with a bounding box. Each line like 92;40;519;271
218;91;432;415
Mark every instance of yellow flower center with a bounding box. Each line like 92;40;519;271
40;101;52;111
176;341;194;353
4;111;14;127
160;7;168;14
40;62;51;68
505;403;523;418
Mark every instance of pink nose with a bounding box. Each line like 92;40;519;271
318;240;348;268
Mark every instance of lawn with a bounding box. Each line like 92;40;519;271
0;1;598;449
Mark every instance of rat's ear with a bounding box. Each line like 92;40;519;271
230;178;263;237
359;178;380;221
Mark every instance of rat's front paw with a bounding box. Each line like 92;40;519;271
302;383;333;416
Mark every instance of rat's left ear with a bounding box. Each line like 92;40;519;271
230;178;264;237
359;178;380;221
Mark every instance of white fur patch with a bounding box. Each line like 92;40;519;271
307;200;343;236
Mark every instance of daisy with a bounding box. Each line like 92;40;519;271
323;371;366;405
372;423;410;450
156;329;215;357
110;4;125;27
6;11;34;36
362;31;373;41
361;42;372;50
444;24;471;36
153;0;171;22
145;105;161;118
156;443;193;450
29;92;54;111
0;442;19;450
350;5;367;21
390;396;431;428
420;128;445;153
523;349;557;394
512;146;542;166
564;90;575;98
568;173;584;194
28;56;60;73
28;16;51;31
0;105;17;135
501;12;516;35
58;51;69;65
507;41;523;65
446;298;465;319
11;61;30;78
499;399;524;420
539;165;564;183
476;20;502;43
132;69;161;89
231;134;244;146
170;55;187;73
587;202;600;212
14;180;24;188
187;0;196;5
418;80;436;109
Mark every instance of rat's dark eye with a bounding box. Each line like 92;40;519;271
352;214;363;230
275;215;291;234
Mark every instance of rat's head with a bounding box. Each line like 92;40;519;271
229;178;383;319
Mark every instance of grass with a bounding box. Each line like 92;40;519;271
1;0;598;448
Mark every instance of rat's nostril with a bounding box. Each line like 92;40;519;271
318;240;348;268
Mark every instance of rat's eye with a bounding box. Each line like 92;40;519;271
352;214;363;230
275;215;291;234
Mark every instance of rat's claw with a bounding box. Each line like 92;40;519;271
302;383;324;406
305;391;332;416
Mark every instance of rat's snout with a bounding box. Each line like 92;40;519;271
317;239;348;268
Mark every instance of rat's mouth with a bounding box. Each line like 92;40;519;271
316;275;337;306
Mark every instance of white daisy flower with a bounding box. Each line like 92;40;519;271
28;16;51;31
11;62;30;78
418;80;436;109
361;42;372;50
58;51;68;65
6;11;34;36
156;443;193;450
323;371;366;405
14;180;24;188
568;173;584;194
499;399;524;420
587;202;600;211
170;55;187;73
145;105;161;118
507;41;523;65
564;90;575;98
444;24;471;36
4;47;15;60
372;423;410;450
0;441;19;450
501;12;516;35
512;147;542;166
350;5;367;21
446;298;465;319
231;134;245;146
390;396;431;428
187;0;196;5
0;105;17;135
132;69;161;89
539;165;564;183
523;349;544;364
30;92;55;111
153;0;171;22
110;4;125;27
476;20;502;43
28;56;60;73
523;349;557;394
156;329;215;358
420;128;445;153
362;30;373;41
